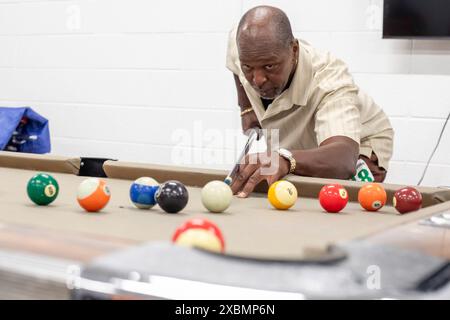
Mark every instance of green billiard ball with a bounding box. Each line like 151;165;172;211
27;173;59;205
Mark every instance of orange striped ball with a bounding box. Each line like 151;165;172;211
77;178;111;212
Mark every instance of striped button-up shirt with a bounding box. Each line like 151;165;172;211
226;27;394;170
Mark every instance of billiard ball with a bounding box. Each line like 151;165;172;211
319;184;348;213
155;180;189;214
201;180;232;213
129;177;159;209
77;178;111;212
393;186;422;214
27;173;59;205
268;180;298;210
358;183;387;211
172;218;225;253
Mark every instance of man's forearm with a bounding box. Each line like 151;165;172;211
232;71;358;180
233;74;252;110
290;139;359;180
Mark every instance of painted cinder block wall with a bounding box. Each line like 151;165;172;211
0;0;448;187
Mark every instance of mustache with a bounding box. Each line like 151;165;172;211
254;87;279;98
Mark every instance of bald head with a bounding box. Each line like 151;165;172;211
237;6;294;50
235;6;298;99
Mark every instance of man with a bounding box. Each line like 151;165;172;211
226;6;394;198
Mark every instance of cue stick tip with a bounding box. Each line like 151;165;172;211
224;177;232;185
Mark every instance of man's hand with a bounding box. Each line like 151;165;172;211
230;152;290;198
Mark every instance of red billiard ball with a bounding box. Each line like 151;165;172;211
393;186;422;214
319;184;349;213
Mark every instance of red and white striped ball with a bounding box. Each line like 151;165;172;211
172;218;225;253
77;178;111;212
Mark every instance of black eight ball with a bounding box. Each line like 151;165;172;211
155;180;189;214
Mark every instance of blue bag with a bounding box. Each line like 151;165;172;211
0;107;51;154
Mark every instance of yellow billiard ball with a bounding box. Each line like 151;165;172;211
268;180;298;210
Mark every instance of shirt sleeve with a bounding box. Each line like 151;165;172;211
314;85;361;145
225;25;241;75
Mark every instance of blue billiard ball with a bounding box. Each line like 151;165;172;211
129;177;159;209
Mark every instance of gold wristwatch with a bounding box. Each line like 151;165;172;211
276;148;296;174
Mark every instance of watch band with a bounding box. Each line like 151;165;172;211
276;149;296;174
286;155;296;174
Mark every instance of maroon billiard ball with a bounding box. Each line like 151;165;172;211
393;186;422;214
319;184;349;213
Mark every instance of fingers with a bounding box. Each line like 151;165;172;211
236;164;282;198
230;163;258;195
230;154;259;195
229;152;287;197
265;174;279;188
237;169;264;198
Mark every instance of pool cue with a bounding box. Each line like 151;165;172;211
224;128;260;185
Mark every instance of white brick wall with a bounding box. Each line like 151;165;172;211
0;0;449;187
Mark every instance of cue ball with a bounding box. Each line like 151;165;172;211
201;180;232;213
27;173;59;206
393;186;422;214
268;180;298;210
129;177;159;209
172;218;225;253
155;180;189;214
358;183;387;211
319;184;348;213
77;178;111;212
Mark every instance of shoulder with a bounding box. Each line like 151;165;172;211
225;25;241;75
302;43;359;107
307;45;356;92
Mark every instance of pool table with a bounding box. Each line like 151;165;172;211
0;151;449;299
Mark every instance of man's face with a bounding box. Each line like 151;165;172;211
238;40;295;99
